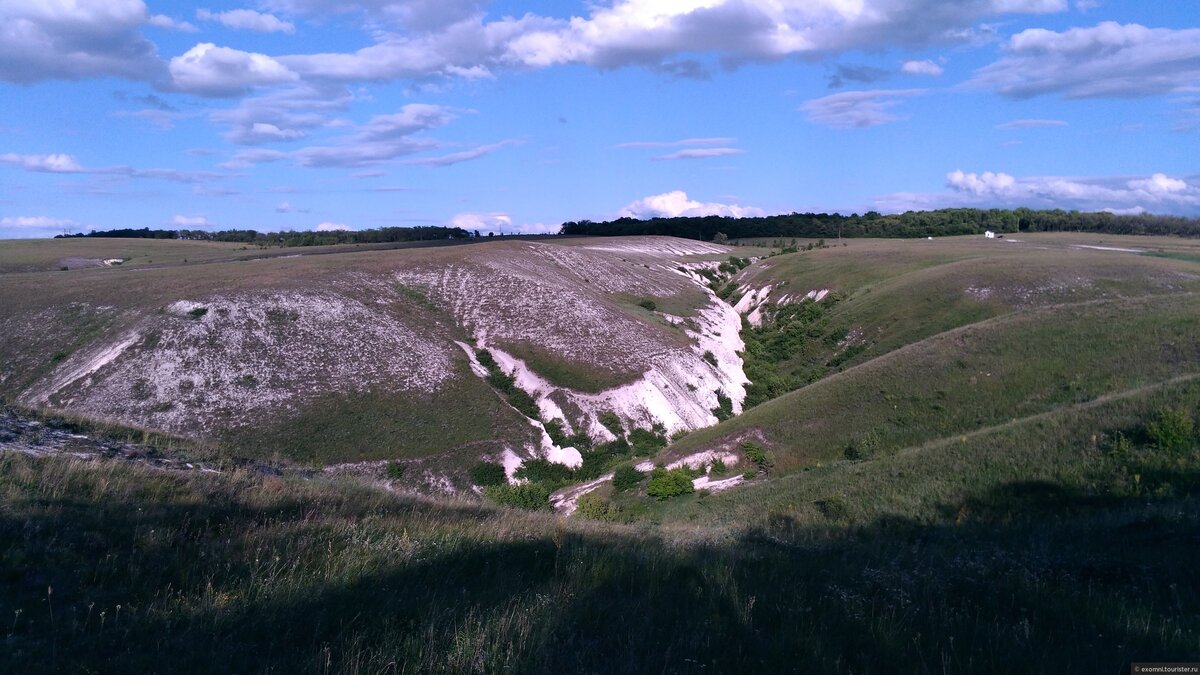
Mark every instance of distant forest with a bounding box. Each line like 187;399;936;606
55;208;1200;245
560;208;1200;240
56;226;473;247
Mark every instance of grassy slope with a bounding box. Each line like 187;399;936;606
3;435;1197;673
735;234;1200;385
3;234;1200;672
669;293;1200;470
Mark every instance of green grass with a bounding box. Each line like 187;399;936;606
671;293;1200;474
231;369;536;466
3;413;1197;673
1145;251;1200;264
499;341;644;393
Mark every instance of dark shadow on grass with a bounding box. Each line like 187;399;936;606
2;460;1199;674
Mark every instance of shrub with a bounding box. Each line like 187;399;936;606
638;299;657;311
742;441;774;475
712;393;733;422
485;483;551;509
475;348;498;370
187;307;208;320
612;464;644;492
703;351;719;367
711;458;727;476
515;459;573;485
469;462;506;486
576;493;620;521
544;419;570;447
628;428;666;456
598;411;623;436
843;431;881;461
1146;407;1196;454
646;467;695;501
386;462;406;480
568;433;594;451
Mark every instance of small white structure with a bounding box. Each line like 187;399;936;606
984;230;996;239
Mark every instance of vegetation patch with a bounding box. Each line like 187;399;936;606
469;461;506;486
499;342;641;393
646;467;696;500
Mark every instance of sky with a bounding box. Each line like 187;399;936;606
0;0;1198;238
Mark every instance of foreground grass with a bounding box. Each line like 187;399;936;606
3;430;1198;673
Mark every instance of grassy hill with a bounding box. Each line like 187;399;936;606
3;232;1199;672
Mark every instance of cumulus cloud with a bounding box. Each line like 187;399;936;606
971;22;1200;99
172;215;212;227
196;9;295;34
901;59;943;76
652;147;745;161
0;215;85;238
996;119;1068;129
0;215;81;237
450;212;512;233
876;170;1200;215
800;89;926;128
262;0;488;32
0;153;84;172
170;43;299;97
0;0;165;83
315;221;352;231
275;0;1070;84
619;191;766;219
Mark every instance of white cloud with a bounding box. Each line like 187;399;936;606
170;43;299;97
148;15;198;32
0;0;165;83
220;148;288;169
619;190;766;219
358;104;456;141
1;152;222;183
315;221;352;231
211;84;353;145
294;138;437;168
946;170;1019;196
276;0;1070;84
262;0;488;32
901;60;943;76
217;102;465;168
971;22;1200;99
0;215;83;238
0;153;84;172
996;118;1068;129
800;89;926;128
403;140;518;167
172;215;212;227
652;147;745;161
617;137;735;149
450;212;511;233
876;170;1200;215
197;9;295;34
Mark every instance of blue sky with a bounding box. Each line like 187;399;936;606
1;0;1198;238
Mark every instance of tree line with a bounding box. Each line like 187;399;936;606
56;226;474;246
559;208;1200;240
